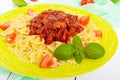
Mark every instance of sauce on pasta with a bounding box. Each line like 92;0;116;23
27;10;84;44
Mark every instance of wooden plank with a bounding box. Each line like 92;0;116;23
0;72;11;80
7;72;12;80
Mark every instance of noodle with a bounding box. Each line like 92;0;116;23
0;12;100;64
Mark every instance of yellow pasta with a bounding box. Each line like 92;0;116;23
0;13;100;65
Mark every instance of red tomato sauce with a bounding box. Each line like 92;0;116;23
27;10;84;44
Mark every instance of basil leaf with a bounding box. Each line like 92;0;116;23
53;44;74;60
84;43;105;59
111;0;120;3
74;50;85;63
12;0;28;7
72;35;82;49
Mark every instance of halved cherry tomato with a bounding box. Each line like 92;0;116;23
39;54;54;68
48;63;59;68
27;9;36;16
94;30;102;37
0;21;10;30
78;15;90;26
6;32;16;43
81;0;94;5
30;0;38;2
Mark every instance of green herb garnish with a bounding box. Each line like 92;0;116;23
84;43;105;59
53;35;105;63
72;35;82;49
12;0;28;7
74;50;85;63
111;0;120;3
53;44;74;60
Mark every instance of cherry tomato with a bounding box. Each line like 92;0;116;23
78;15;90;26
30;0;38;2
94;30;102;37
6;32;16;43
27;9;36;16
0;21;10;30
81;0;94;5
39;54;54;68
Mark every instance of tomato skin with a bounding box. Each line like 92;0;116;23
27;9;36;16
94;30;102;37
0;21;10;30
39;54;54;68
6;32;16;43
78;15;90;26
30;0;37;1
81;0;94;5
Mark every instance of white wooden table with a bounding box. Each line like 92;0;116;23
0;0;120;80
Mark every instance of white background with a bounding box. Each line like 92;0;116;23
0;0;120;80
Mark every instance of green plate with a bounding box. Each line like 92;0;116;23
0;4;118;78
